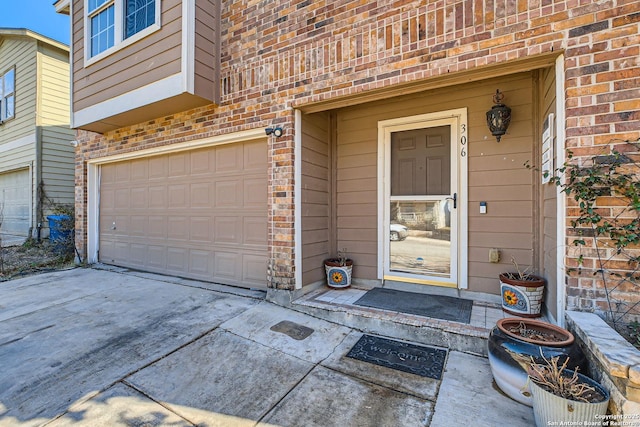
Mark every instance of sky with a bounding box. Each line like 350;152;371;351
0;0;70;45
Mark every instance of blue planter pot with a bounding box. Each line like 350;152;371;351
488;318;588;406
47;215;73;254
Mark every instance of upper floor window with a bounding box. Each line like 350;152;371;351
89;0;115;56
0;68;15;122
125;0;156;38
86;0;160;60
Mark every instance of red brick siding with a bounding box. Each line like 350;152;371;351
76;1;640;298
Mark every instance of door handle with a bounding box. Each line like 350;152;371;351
446;193;457;209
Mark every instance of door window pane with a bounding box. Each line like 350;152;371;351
391;126;451;196
388;125;453;279
389;201;451;276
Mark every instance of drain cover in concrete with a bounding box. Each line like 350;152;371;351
270;320;314;340
346;334;447;380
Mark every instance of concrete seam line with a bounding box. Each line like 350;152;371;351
95;266;267;301
42;326;224;424
255;364;316;425
129;327;221;378
120;379;198;426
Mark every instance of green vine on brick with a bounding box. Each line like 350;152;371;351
547;138;640;333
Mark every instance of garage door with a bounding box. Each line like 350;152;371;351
0;168;31;236
99;140;268;288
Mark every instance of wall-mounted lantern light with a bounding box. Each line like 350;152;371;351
486;89;511;142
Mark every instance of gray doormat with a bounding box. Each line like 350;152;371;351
346;334;447;379
353;287;473;324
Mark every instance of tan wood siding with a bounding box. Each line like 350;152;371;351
301;111;330;286
194;0;219;102
540;67;558;319
333;73;536;294
72;0;183;111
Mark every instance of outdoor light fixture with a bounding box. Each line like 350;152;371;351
265;126;284;137
486;89;511;142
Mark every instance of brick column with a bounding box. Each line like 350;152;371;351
267;109;296;290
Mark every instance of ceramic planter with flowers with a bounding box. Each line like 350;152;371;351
323;249;353;288
500;257;545;317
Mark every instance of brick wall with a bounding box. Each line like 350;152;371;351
565;142;640;322
75;0;640;298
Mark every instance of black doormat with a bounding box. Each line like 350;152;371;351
353;287;473;324
346;334;447;380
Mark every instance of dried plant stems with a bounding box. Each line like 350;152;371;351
528;354;596;403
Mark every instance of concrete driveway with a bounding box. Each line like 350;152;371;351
0;268;534;426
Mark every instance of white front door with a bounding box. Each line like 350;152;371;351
379;109;468;288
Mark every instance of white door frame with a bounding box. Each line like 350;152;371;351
377;108;468;289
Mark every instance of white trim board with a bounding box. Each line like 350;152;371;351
294;109;303;290
0;133;35;154
73;73;184;128
555;54;567;327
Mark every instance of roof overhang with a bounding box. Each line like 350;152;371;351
53;0;70;15
0;28;68;51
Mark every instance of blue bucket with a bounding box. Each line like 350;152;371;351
47;215;73;251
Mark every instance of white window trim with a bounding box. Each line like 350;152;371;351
84;0;162;67
0;66;16;122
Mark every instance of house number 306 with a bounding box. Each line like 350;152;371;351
460;123;467;157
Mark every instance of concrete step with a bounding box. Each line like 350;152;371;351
287;287;507;356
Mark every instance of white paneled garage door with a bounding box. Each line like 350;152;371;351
99;140;268;288
0;168;31;236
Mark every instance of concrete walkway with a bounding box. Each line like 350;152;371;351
0;268;534;426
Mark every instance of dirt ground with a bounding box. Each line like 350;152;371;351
0;240;75;281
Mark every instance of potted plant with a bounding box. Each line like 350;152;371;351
500;257;545;317
528;355;609;427
488;318;587;406
323;249;353;288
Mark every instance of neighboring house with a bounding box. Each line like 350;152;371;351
0;28;75;243
59;1;639;325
